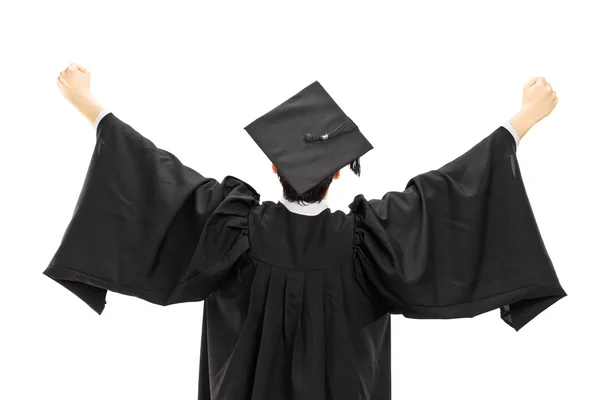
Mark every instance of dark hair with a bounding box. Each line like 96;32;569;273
278;172;334;204
277;158;361;204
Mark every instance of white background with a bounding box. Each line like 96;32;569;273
1;1;597;399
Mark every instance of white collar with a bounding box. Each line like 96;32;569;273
278;195;330;216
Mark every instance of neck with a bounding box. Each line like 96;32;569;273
279;195;329;216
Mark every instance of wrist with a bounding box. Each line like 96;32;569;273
73;93;104;126
510;109;536;140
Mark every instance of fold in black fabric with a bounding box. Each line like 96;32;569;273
44;116;566;400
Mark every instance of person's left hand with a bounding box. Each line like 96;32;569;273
57;62;92;105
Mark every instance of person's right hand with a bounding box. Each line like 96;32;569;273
510;77;558;140
520;77;558;125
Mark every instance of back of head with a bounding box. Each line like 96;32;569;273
278;172;334;204
277;158;362;204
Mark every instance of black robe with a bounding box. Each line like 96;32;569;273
43;112;567;400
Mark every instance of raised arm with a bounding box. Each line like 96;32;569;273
350;78;565;331
47;63;260;314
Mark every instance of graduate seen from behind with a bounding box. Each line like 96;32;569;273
46;63;567;400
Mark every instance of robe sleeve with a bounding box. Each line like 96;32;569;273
43;112;260;315
350;126;567;331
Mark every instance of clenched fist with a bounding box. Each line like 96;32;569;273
510;77;558;140
57;62;92;104
56;62;103;126
521;77;558;124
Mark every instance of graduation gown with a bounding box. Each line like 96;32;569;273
44;112;567;400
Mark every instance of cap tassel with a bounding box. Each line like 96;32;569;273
304;117;358;143
350;158;361;176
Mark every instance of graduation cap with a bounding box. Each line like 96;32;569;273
244;80;374;195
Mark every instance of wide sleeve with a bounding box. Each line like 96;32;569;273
43;112;260;315
350;126;567;331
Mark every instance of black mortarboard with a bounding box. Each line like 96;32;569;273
244;80;374;195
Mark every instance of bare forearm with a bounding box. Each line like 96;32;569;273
509;110;537;140
73;94;104;126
